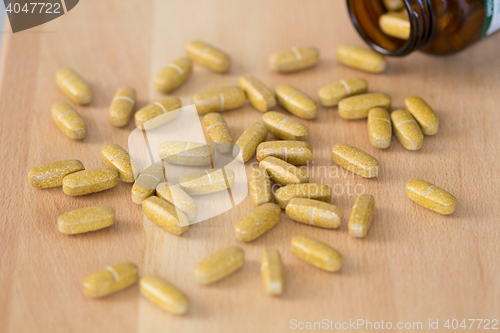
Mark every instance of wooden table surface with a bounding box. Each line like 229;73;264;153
1;1;499;332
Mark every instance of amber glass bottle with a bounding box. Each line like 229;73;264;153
347;0;499;56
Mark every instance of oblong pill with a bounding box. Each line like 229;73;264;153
83;262;138;298
274;183;331;209
286;198;343;229
62;168;118;196
131;163;164;204
249;167;273;207
58;206;114;234
186;40;231;73
55;68;92;105
233;122;269;163
338;93;391;120
203;113;233;153
261;111;309;141
101;144;135;182
391;110;424;150
379;10;411;40
383;0;404;11
154;57;192;93
156;182;197;221
194;246;244;284
51;102;87;140
269;47;319;73
140;275;189;315
159;141;213;166
348;194;375;238
134;97;182;128
318;78;368;107
256;141;312;165
235;203;281;242
193;86;246;115
29;159;84;188
406;179;456;215
261;250;285;296
331;143;379;178
291;235;342;272
337;45;386;74
259;156;309;186
275;84;317;120
368;107;392;149
179;168;235;196
238;75;276;112
109;87;136;127
404;97;439;135
142;196;189;234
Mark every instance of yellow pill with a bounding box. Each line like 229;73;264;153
142;196;189;234
338;93;391;120
286;198;343;229
406;179;457;215
391;110;424;150
249;167;273;207
269;47;319;73
261;250;285;296
337;45;387;74
383;0;404;11
109;87;136;127
261;111;309;141
275;84;317;120
154;57;192;93
235;203;281;242
404;97;439;135
193;86;246;115
51;102;87;140
159;141;213;166
140;275;189;315
58;206;114;235
238;75;276;112
348;194;375;238
55;68;92;105
318;78;368;107
156;182;197;221
233;122;269;163
256;141;312;165
131;163;164;204
134;97;182;129
368;107;392;149
101;144;135;183
29;159;84;188
179;168;235;196
83;262;138;298
379;10;411;40
259;156;309;186
291;235;342;272
331;143;379;178
194;246;244;284
203;113;233;153
186;40;231;73
62;168;118;196
275;183;331;209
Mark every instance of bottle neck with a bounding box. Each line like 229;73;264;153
346;0;434;56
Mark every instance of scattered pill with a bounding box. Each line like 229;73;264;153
109;87;136;127
55;68;92;105
203;113;233;153
269;47;319;73
159;141;213;166
261;250;285;296
193;86;246;115
194;246;244;284
338;93;391;120
179;168;234;196
83;262;138;298
235;203;281;242
318;78;368;107
337;45;386;74
101;144;135;183
391;110;424;150
58;206;114;234
274;183;331;209
140;275;189;315
368;107;392;149
249;167;273;207
186;40;231;73
406;179;456;215
154;57;192;93
256;141;312;165
51;102;87;140
383;0;404;12
331;144;379;178
275;84;317;120
286;198;343;229
348;194;375;238
238;75;276;112
404;97;439;135
29;159;84;188
156;182;197;221
291;235;342;272
259;156;309;186
142;196;190;234
233;122;269;163
134;97;182;129
62;168;118;196
261;111;309;141
379;10;410;40
131;163;164;204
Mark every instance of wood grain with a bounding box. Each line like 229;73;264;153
1;1;499;332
